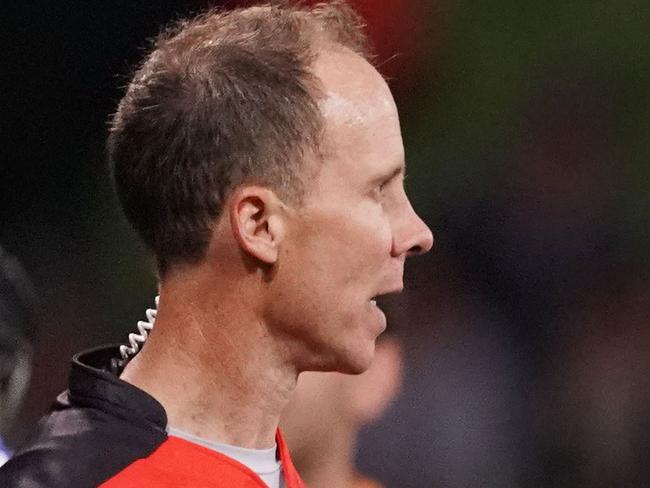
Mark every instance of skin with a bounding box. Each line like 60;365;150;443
263;47;433;375
120;46;433;450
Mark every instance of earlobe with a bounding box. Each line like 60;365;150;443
228;186;285;265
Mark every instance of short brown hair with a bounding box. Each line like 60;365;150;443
108;1;373;275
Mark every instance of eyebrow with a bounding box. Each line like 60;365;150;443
373;164;405;185
388;164;405;180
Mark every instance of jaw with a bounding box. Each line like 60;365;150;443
288;315;379;375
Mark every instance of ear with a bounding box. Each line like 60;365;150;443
348;338;403;425
228;186;286;265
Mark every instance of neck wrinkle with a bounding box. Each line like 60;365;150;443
120;286;298;450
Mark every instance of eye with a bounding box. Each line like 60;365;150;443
370;168;405;199
370;180;388;200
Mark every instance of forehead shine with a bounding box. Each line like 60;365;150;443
320;88;395;127
313;48;401;158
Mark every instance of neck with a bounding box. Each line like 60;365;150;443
120;274;298;449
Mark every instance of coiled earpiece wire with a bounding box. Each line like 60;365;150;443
111;295;158;373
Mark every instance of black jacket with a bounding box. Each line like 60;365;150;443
0;345;167;487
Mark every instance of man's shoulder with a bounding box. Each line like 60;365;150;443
0;345;306;488
0;345;168;487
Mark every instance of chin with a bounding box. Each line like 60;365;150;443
299;340;376;375
292;310;381;374
330;340;377;375
336;358;372;375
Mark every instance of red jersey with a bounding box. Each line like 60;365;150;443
102;432;304;488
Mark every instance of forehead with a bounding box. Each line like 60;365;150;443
310;48;404;185
315;49;395;127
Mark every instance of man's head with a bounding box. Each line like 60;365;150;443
108;1;373;275
258;46;432;373
109;1;433;374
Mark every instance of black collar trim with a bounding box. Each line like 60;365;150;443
69;344;167;430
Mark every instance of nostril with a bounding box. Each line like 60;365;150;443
410;228;434;256
392;211;435;257
408;244;424;256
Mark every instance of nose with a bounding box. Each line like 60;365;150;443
391;202;434;258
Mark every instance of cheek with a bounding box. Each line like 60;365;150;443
346;203;393;260
336;205;392;271
288;202;392;290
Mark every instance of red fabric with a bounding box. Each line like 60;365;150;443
101;430;305;488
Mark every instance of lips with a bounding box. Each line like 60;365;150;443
370;284;404;303
367;297;388;334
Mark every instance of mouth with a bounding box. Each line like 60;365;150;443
368;286;403;312
370;285;403;303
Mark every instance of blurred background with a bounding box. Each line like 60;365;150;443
2;0;648;486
